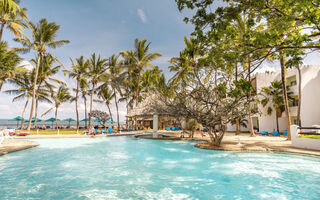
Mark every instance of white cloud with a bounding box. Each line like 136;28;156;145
19;60;34;71
137;9;147;23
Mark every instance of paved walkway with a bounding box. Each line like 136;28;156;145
0;140;39;155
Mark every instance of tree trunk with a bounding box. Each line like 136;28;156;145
55;106;59;134
27;54;41;130
34;89;40;130
235;63;240;135
0;23;5;41
248;60;255;137
113;88;120;130
297;66;302;127
84;96;87;128
276;114;279;133
75;79;79;131
280;52;291;140
89;82;95;128
126;97;128;128
21;98;29;129
106;103;113;122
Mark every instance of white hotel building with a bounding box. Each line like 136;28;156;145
227;65;320;133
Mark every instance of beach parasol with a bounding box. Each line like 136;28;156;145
9;116;22;127
63;118;76;127
107;120;117;124
45;118;60;128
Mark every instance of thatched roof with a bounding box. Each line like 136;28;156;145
127;94;169;117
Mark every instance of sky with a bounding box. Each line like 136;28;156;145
0;0;195;122
1;0;320;122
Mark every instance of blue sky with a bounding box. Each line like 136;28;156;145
1;0;319;122
1;0;194;122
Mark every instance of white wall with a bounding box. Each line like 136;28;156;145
291;125;320;150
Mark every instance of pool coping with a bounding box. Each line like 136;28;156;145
0;140;39;156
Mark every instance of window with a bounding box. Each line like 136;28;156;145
290;80;297;86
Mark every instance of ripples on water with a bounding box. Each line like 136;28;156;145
0;136;320;199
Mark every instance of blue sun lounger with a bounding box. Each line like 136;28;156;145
176;127;181;131
272;131;279;136
261;131;268;136
101;129;108;133
283;131;288;136
166;127;171;131
108;127;118;133
172;127;176;131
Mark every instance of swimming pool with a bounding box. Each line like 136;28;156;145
0;136;320;199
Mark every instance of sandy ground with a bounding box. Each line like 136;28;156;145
2;131;320;156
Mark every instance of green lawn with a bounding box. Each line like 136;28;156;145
20;129;85;135
299;135;320;139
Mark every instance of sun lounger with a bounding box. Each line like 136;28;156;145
176;127;181;131
108;127;118;133
166;127;171;131
172;127;176;131
272;131;279;136
283;131;288;136
18;132;29;136
101;129;108;133
261;131;268;136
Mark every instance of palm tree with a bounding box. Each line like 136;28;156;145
0;41;21;90
5;73;31;129
97;86;114;125
107;54;123;130
5;72;52;129
80;79;89;128
0;0;28;41
42;86;71;133
121;38;162;106
31;55;65;129
64;56;88;131
15;18;69;130
261;80;293;133
87;53;107;127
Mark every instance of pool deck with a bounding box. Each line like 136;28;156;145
3;131;320;157
0;140;39;156
193;132;320;156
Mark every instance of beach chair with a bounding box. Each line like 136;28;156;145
176;127;181;131
101;129;108;133
283;131;288;136
18;132;29;136
272;131;279;136
172;127;176;131
108;127;118;133
261;131;269;136
166;127;171;131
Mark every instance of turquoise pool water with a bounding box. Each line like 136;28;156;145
0;136;320;200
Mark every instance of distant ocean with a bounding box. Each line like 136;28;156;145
0;119;88;129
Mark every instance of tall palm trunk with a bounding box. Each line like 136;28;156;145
280;53;291;140
84;96;87;128
113;88;120;130
106;103;113;122
55;106;59;134
235;63;240;135
21;98;29;129
34;89;40;129
297;66;302;126
126;97;129;128
248;60;255;137
75;79;79;131
0;23;5;41
89;82;95;128
27;54;41;130
276;114;279;133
